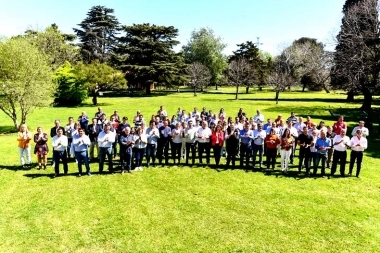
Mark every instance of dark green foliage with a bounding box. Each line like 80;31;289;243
54;62;88;106
73;6;120;63
113;23;187;94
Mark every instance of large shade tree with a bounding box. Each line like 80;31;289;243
331;0;380;110
113;23;186;94
0;38;55;130
182;27;227;90
73;5;120;63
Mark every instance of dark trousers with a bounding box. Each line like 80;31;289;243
240;144;251;167
134;148;146;167
349;151;363;177
121;148;133;172
226;143;237;166
171;142;182;164
67;138;73;158
266;148;277;170
331;150;347;176
212;145;222;166
99;147;113;173
185;142;196;165
291;137;298;162
74;150;90;174
112;142;117;158
252;144;264;168
298;148;311;173
198;142;211;164
146;143;157;165
54;150;68;175
157;140;170;164
314;152;327;176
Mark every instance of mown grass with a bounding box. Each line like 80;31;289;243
0;88;380;252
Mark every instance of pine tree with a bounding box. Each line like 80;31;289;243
73;6;120;63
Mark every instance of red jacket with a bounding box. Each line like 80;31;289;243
210;131;225;147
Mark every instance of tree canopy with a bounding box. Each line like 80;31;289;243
0;37;55;130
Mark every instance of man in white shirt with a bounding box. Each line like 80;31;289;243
253;110;265;125
252;123;267;169
52;128;68;177
65;117;75;158
351;121;369;138
285;120;298;164
331;129;350;177
72;128;92;176
98;124;116;174
197;121;212;166
349;129;368;178
185;121;198;166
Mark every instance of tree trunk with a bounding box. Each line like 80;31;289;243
322;84;330;93
275;91;280;104
146;83;151;95
235;85;239;100
302;84;306;92
246;86;249;94
360;87;372;111
12;118;19;131
194;87;197;96
346;90;354;101
215;83;218;90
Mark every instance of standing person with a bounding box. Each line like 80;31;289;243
157;120;172;165
180;122;187;160
120;127;134;174
239;123;253;168
171;123;183;165
309;130;319;175
225;124;239;167
17;124;32;168
197;121;212;166
184;120;198;166
285;120;298;164
286;112;297;126
110;116;120;158
210;125;225;166
314;131;331;178
95;107;104;121
252;123;266;169
64;117;75;159
349;129;368;178
98;124;115;174
265;128;280;171
253;110;265;124
72;128;92;177
34;127;49;170
133;127;147;171
280;129;293;173
297;126;313;176
51;128;68;177
351;121;369;138
50;120;65;166
146;121;160;167
333;115;347;135
78;111;89;133
326;126;336;168
87;118;101;161
331;129;350;177
294;117;306;156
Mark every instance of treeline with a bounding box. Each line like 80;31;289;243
0;0;379;130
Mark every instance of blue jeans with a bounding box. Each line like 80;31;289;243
314;152;327;176
122;147;133;172
53;150;68;174
134;147;146;167
252;144;264;168
99;147;113;173
146;143;157;165
74;150;90;174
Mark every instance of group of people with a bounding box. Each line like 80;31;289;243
16;106;369;178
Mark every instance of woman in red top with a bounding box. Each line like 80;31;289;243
210;125;225;166
265;128;280;170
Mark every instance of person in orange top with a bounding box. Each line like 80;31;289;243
17;124;33;168
210;125;225;166
265;128;281;170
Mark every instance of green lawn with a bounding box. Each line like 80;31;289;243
1;88;380;252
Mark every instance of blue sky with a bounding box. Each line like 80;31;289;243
0;0;345;55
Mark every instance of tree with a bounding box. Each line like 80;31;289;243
0;38;55;130
76;61;127;105
286;38;332;92
54;62;88;106
188;62;211;96
229;41;270;93
267;55;296;104
73;6;120;63
113;23;186;94
331;0;380;110
227;58;253;99
25;24;79;70
182;27;227;90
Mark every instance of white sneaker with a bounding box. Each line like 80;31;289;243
139;167;143;171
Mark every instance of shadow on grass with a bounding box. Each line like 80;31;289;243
0;165;33;171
